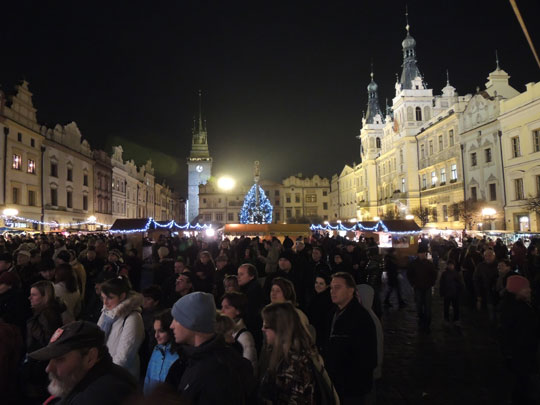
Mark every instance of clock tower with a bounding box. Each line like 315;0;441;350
187;90;212;222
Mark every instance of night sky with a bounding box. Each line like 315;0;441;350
2;1;539;196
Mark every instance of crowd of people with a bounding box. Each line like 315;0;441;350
0;230;538;404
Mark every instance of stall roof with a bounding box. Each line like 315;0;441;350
223;223;311;236
109;218;151;231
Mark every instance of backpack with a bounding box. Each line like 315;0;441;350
309;352;340;405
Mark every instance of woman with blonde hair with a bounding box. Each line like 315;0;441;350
259;302;316;404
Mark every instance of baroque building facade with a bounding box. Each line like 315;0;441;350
330;21;539;233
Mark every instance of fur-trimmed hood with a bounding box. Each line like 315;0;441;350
102;291;143;320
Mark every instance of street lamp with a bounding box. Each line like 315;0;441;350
3;208;19;217
217;176;235;191
87;215;97;223
405;214;415;220
373;216;380;221
481;208;496;230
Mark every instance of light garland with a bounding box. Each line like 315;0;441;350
109;218;211;234
310;220;420;235
1;214;112;228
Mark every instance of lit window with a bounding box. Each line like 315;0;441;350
533;129;540;152
431;171;437;186
451;164;457;180
440;168;446;183
12;154;21;170
27;159;36;174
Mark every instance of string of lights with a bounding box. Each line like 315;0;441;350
109;218;211;234
310;221;421;235
0;214;112;228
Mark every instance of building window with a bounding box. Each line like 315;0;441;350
295;209;301;217
202;198;207;204
27;159;36;174
204;214;212;221
471;152;477;166
511;136;521;157
442;205;448;222
471;186;478;202
449;130;454;146
295;193;301;203
401;178;406;192
227;213;234;221
286;194;291;203
514;178;524;200
216;213;223;221
12;154;21;170
275;212;281;221
485;148;492;163
431;171;437;186
274;190;279;196
17;133;22;142
67;191;73;208
51;189;58;206
432;207;438;222
415;106;422;121
12;187;19;204
451;164;457;180
536;175;540;197
50;162;58;177
67;167;73;181
323;202;328;210
323;190;328;196
83;174;88;186
31;138;35;147
83;195;88;210
286;209;292;218
275;199;280;206
429;140;433;155
438;135;443;151
489;183;497;201
452;204;459;221
305;193;317;203
440;168;446;183
376;137;381;148
28;190;36;206
422;175;427;189
420;144;425;159
533;129;540;152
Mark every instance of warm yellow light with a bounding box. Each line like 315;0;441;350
481;208;496;217
206;228;215;237
87;215;97;223
336;219;342;224
3;208;19;217
405;214;415;220
373;216;380;221
217;176;236;191
323;221;329;225
349;218;357;223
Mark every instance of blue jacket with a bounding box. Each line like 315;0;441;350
144;343;179;396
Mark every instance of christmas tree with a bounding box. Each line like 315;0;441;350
240;184;273;224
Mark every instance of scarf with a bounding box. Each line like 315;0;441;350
99;313;116;340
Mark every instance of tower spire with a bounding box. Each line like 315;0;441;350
446;69;450;86
198;90;203;132
365;65;383;124
495;49;500;70
405;4;410;33
399;5;423;90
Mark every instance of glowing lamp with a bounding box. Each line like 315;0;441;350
217;176;236;191
3;208;19;217
87;215;97;223
405;214;415;220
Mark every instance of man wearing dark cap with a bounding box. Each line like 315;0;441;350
28;320;137;405
167;291;255;404
407;246;438;332
0;252;14;275
262;250;303;305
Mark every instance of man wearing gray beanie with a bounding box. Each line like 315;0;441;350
167;292;256;404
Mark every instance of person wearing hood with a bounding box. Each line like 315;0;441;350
98;277;145;378
262;250;302;305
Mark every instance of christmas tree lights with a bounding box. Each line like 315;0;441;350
240;184;273;224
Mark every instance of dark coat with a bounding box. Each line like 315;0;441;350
407;258;437;290
0;287;31;337
53;353;137;405
324;298;377;398
473;261;498;302
307;288;333;354
500;293;540;374
166;335;256;405
240;278;264;349
439;269;463;298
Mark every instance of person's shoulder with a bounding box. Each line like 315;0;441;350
73;365;137;404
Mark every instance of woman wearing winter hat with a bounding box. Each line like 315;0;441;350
98;277;145;378
500;275;540;404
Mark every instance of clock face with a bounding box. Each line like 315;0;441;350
196;165;203;173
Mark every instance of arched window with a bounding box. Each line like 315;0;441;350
407;107;414;121
415;107;422;121
424;106;431;121
376;137;381;148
